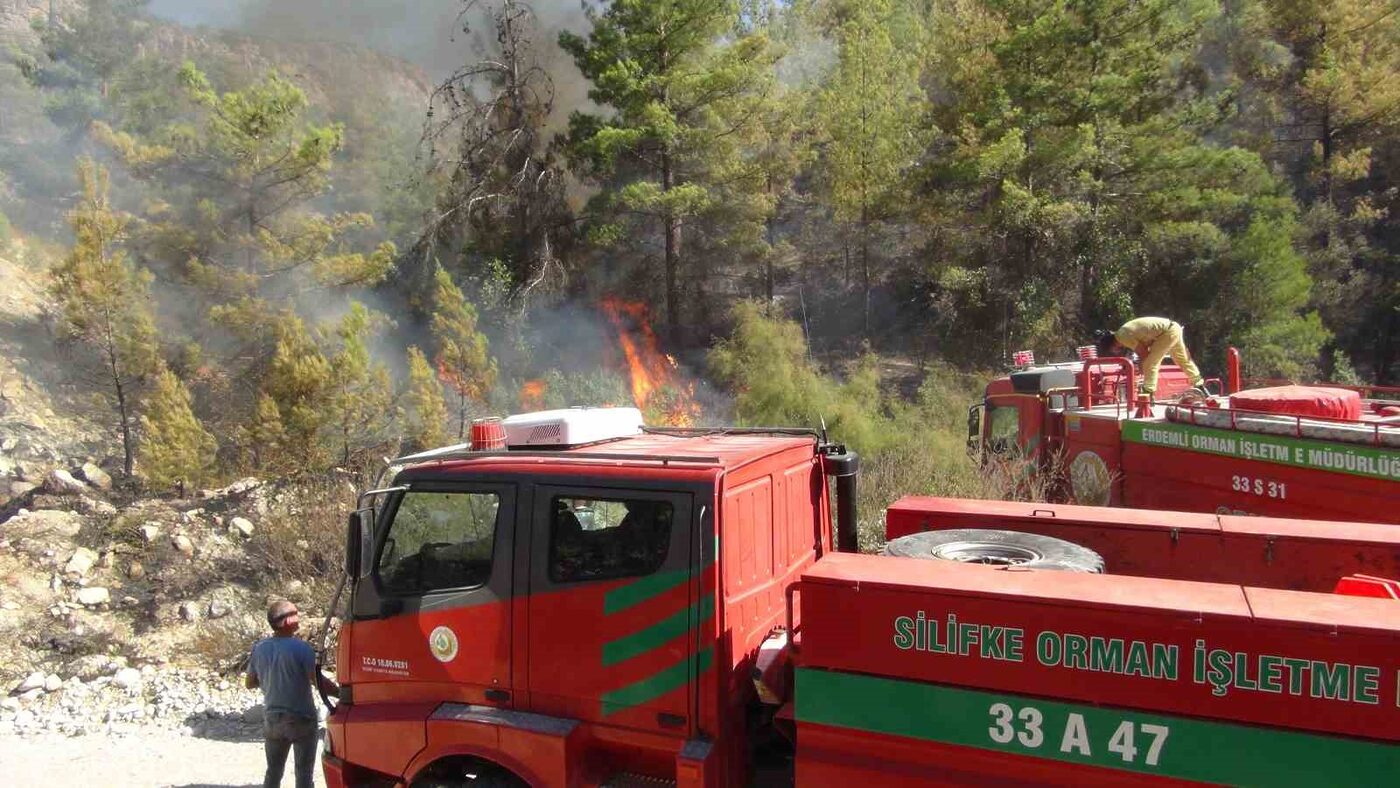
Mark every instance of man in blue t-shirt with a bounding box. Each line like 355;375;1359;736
247;599;338;788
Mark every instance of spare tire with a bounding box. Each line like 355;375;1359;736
881;529;1104;573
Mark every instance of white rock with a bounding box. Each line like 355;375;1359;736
76;587;110;606
112;668;142;690
206;600;231;619
1;697;19;712
3;509;84;539
7;480;36;497
43;469;88;496
78;462;112;491
228;517;255;538
77;497;117;517
14;671;45;694
43;674;62;693
138;523;161;543
63;547;99;577
171;534;194;556
179;602;200;622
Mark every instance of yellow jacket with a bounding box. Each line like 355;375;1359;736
1114;317;1176;352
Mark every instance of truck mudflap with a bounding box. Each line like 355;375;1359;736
320;753;349;788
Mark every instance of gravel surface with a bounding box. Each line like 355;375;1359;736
0;728;329;787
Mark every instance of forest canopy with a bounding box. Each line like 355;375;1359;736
1;0;1397;489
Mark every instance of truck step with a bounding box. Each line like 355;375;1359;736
600;774;677;788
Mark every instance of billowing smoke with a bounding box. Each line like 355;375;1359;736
145;0;588;80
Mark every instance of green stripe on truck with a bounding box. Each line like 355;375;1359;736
795;667;1400;785
602;647;714;717
603;597;715;667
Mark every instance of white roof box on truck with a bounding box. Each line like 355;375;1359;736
502;407;644;448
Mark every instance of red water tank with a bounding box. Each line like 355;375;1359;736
1230;385;1361;420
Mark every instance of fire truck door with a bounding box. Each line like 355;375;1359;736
346;482;517;703
527;485;697;735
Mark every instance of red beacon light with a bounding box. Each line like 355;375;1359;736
1077;345;1098;361
1011;349;1035;368
470;417;507;450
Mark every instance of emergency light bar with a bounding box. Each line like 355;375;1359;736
502;407;644;448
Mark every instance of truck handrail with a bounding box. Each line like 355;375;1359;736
394;448;724;465
1170;401;1400;448
1077;356;1139;416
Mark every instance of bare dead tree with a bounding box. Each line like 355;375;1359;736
409;0;572;315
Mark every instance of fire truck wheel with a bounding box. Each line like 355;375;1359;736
410;758;529;788
881;529;1104;573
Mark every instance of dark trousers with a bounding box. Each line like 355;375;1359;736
263;711;318;788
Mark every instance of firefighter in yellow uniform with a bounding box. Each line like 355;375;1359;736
1094;317;1206;397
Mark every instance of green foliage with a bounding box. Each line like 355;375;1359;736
26;0;152;130
406;346;449;452
709;303;1033;550
98;63;392;297
261;315;334;468
814;0;928;222
49;159;160;477
432;267;498;439
709;301;888;451
139;365;217;490
562;0;780;336
327;303;398;466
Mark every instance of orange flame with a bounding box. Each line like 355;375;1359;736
600;298;701;426
520;379;546;411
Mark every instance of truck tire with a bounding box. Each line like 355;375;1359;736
882;529;1104;573
411;759;529;788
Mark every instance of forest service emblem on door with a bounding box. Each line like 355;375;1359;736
429;626;459;663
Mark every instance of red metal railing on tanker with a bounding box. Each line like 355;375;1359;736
1171;401;1399;448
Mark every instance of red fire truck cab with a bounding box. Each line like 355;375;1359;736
324;408;856;787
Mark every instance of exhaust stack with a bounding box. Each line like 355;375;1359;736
822;445;860;553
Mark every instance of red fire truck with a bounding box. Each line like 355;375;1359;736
968;348;1400;521
320;407;1400;786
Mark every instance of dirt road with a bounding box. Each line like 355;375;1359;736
0;729;328;787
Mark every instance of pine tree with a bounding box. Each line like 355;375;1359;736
139;365;216;491
561;0;777;343
49;159;160;477
431;267;498;439
813;0;929;337
260;316;334;469
1258;0;1400;380
327;303;397;467
406;346;449;451
240;392;288;471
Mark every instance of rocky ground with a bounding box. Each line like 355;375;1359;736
0;238;346;753
0;470;343;738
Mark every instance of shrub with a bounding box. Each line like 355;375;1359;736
710;304;1044;553
244;478;356;603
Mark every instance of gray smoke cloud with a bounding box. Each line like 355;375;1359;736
145;0;588;80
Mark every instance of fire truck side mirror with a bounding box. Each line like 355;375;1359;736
345;509;373;579
966;403;984;457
